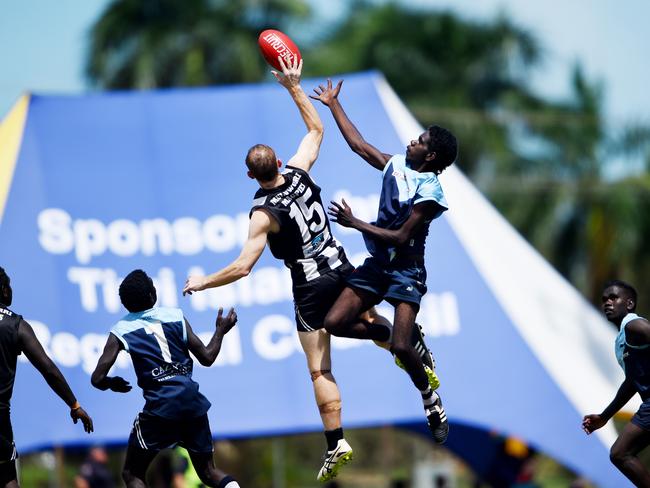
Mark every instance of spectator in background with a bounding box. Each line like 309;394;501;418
74;447;115;488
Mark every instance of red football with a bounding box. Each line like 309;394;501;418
258;29;302;71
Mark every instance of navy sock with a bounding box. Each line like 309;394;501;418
325;427;344;451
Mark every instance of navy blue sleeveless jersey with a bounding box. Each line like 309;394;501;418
615;313;650;399
111;307;210;419
367;155;448;263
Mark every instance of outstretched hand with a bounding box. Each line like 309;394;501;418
216;307;238;335
582;414;606;434
310;79;343;107
109;376;132;393
272;55;302;89
328;199;357;228
183;276;206;296
71;406;94;433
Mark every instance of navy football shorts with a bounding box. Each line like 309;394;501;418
128;411;214;453
347;256;428;309
293;263;354;332
632;399;650;431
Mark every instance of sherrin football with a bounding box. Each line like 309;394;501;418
258;29;302;71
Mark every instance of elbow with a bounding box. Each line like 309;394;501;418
197;354;214;367
91;372;106;390
349;141;365;155
394;233;410;247
232;261;253;280
234;264;252;279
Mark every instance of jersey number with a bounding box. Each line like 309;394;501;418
289;187;326;242
145;322;172;363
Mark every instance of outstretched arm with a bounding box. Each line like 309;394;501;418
183;209;275;294
18;319;93;433
329;199;442;247
583;377;636;434
186;308;238;366
273;56;323;172
311;79;391;170
91;333;132;393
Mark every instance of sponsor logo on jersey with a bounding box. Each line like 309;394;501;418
151;362;192;382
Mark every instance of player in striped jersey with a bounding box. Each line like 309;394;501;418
92;270;239;488
183;57;400;482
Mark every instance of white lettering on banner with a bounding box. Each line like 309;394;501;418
203;215;237;252
173;218;203;255
68;267;178;313
188;266;292;312
37;208;75;254
375;293;461;338
20;321;242;374
196;329;242;366
252;315;297;361
140;219;175;256
331;191;380;235
20;321;130;374
15;294;460;374
37;208;254;264
37;197;383;263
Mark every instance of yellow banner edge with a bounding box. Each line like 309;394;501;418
0;94;31;226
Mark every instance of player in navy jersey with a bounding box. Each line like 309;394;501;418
91;270;239;488
182;57;429;482
584;280;650;486
0;266;93;487
311;79;458;444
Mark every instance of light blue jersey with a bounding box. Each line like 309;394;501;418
111;307;210;419
365;154;448;263
615;312;650;399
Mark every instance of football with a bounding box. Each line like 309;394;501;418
258;29;302;71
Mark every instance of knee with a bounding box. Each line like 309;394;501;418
121;468;138;485
609;445;629;467
323;312;341;334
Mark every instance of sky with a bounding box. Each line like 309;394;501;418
1;0;649;126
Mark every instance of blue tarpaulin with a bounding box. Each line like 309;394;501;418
0;72;628;486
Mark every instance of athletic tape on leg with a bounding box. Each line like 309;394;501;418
311;369;332;381
318;400;342;413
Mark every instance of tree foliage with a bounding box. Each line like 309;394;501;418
87;0;309;88
86;0;650;305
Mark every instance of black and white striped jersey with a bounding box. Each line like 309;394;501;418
250;166;349;285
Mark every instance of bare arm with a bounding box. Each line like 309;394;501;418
583;377;636;434
273;57;323;172
18;319;93;432
91;333;132;393
183;209;274;294
328;199;442;247
311;79;391;170
625;318;650;346
185;308;238;367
